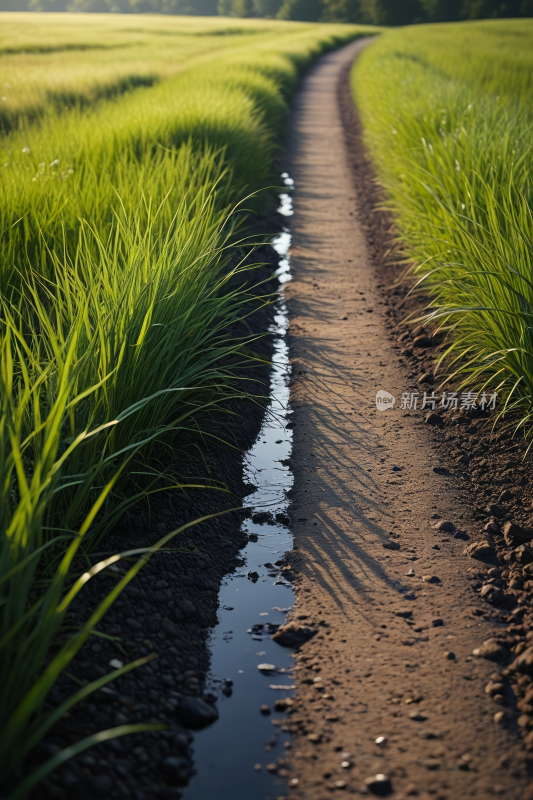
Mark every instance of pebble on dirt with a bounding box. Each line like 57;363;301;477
445;651;456;660
272;622;317;647
382;539;400;550
510;647;533;675
364;773;392;796
433;520;455;532
473;638;509;663
409;711;428;721
464;541;496;560
503;522;533;548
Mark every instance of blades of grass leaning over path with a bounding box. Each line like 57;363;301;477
0;17;378;793
353;20;533;435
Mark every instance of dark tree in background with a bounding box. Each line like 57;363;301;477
364;0;423;23
2;0;531;25
252;0;282;15
322;0;370;22
277;0;323;19
218;0;252;13
460;0;521;16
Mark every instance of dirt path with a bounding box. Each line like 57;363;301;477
281;39;530;800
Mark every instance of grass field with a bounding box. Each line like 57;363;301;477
0;14;375;795
353;20;533;433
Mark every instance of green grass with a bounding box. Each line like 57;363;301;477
353;20;533;434
0;14;378;794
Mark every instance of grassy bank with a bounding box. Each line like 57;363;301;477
353;20;533;433
0;15;376;795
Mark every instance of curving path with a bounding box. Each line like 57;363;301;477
281;38;529;800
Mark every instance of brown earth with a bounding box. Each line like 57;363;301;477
279;38;533;800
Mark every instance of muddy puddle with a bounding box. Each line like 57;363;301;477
183;176;296;800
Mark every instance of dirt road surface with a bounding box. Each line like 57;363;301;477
281;39;531;800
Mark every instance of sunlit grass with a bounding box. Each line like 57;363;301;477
0;15;377;794
353;20;533;435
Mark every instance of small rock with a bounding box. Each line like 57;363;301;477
159;756;190;786
479;584;504;605
254;764;262;771
445;651;456;660
257;663;276;673
274;698;293;711
513;543;533;565
425;413;443;425
485;682;505;696
504;522;532;548
432;618;444;627
409;711;428;721
463;541;496;560
418;372;434;385
260;705;271;715
518;714;533;729
453;529;469;540
494;711;508;725
395;610;413;618
511;646;533;675
125;618;142;631
272;623;317;647
364;773;392;796
434;520;455;532
375;736;387;747
176;696;219;729
383;540;400;551
334;780;347;789
422;574;439;584
472;639;508;663
406;569;415;576
485;504;506;519
265;763;277;773
307;733;321;743
499;489;514;503
484;521;501;535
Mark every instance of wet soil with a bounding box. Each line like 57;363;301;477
279;38;533;800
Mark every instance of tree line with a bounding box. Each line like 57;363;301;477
2;0;532;29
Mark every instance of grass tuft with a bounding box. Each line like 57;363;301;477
353;20;533;435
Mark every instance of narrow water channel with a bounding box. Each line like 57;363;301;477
183;176;296;800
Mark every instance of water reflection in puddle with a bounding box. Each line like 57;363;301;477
183;176;295;800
